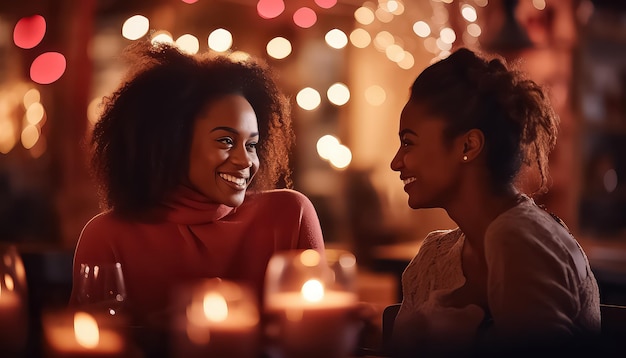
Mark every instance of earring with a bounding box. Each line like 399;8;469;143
463;155;468;161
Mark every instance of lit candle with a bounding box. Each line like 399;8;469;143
171;279;260;358
264;280;360;358
263;249;360;358
0;273;28;352
43;310;127;357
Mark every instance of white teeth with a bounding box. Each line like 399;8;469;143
219;173;247;186
403;177;416;185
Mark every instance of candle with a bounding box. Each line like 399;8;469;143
0;275;28;352
263;249;360;358
0;246;28;353
264;287;360;358
43;310;127;358
171;279;260;358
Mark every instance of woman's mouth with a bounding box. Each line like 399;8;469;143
403;177;416;185
219;173;248;187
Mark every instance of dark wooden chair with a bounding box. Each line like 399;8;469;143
599;303;626;356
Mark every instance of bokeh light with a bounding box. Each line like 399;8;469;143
329;144;352;169
151;31;173;45
23;88;41;109
316;134;352;170
436;37;453;51
296;87;321;111
350;28;371;48
603;169;618;193
467;23;482;37
293;7;317;28
397;51;415;70
30;52;66;85
365;85;386;106
257;0;285;19
354;7;375;25
327;83;350;106
439;27;456;44
122;15;149;40
461;4;478;22
373;31;394;51
533;0;547;10
375;7;394;23
13;15;46;49
413;21;431;37
266;37;292;59
25;102;45;125
87;97;102;125
385;1;398;13
325;29;348;49
208;28;233;52
385;44;405;62
229;51;251;62
314;0;337;9
182;0;199;3
424;37;438;53
176;34;200;54
316;135;340;160
21;124;40;150
387;0;405;15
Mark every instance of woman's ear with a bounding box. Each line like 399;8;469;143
461;129;484;162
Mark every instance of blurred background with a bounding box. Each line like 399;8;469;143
0;0;625;320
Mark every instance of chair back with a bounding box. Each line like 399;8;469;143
600;303;626;355
381;303;401;355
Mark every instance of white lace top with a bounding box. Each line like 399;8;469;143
392;196;601;356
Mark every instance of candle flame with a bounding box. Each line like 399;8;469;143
301;279;325;302
74;312;100;348
4;274;14;291
203;292;228;322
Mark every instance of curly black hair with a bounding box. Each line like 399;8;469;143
409;48;559;195
90;41;293;217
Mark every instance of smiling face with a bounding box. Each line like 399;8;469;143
187;94;260;207
390;101;464;209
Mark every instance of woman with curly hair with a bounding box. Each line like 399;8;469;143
69;41;324;326
389;48;600;356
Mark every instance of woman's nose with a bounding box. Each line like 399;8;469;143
231;146;252;168
390;150;403;171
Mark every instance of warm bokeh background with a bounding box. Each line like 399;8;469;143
1;0;625;316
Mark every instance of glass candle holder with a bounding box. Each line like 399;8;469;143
42;309;128;358
264;249;360;358
0;245;29;354
170;278;260;358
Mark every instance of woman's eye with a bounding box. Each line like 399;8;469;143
217;137;234;146
246;142;258;151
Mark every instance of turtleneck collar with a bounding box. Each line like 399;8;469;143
161;185;235;225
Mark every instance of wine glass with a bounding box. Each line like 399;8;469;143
75;262;127;318
263;249;360;358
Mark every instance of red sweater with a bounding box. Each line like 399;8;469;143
70;186;324;325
